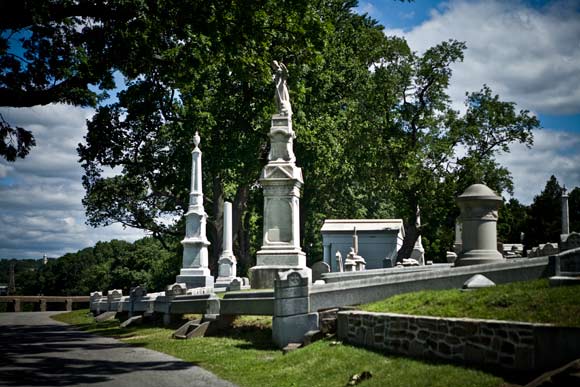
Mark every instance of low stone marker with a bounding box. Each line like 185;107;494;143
172;319;211;339
120;315;143;328
311;261;330;282
272;269;318;348
462;274;495;290
95;311;117;322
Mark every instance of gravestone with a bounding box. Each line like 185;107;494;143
130;286;147;298
272;269;318;348
454;184;504;266
250;61;310;289
549;247;580;287
215;201;242;290
561;232;580;252
311;261;330;282
176;132;213;289
462;274;495;290
540;243;559;257
165;283;187;297
90;291;102;302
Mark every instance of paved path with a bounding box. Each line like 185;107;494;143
0;312;236;387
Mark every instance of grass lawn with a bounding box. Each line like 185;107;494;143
53;310;507;387
361;279;580;327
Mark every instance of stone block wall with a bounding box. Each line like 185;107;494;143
337;311;580;371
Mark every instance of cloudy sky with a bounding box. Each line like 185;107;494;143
1;0;579;259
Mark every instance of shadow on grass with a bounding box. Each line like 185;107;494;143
341;341;540;386
211;324;277;351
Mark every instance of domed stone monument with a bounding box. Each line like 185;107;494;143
454;184;504;267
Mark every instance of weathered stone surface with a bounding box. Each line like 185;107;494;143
165;283;187;297
273;312;319;348
462;274;496;290
178;132;213;289
311;261;330;282
120;315;143;328
95;311;117;322
455;184;504;266
336;311;580;371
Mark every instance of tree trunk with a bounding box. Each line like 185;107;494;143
397;194;419;262
397;221;419;261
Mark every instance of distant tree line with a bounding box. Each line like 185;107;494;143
0;237;180;296
498;175;580;248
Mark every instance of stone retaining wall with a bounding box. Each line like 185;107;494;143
337;311;580;371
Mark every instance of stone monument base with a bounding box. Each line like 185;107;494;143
249;265;312;289
176;268;214;289
454;249;504;267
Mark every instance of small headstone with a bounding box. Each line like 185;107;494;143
120;315;143;328
130;286;147;298
165;283;187;297
229;278;242;291
173;320;201;339
90;291;103;301
311;261;330;282
462;274;495;290
561;232;580;252
446;252;457;263
540;243;559;256
108;289;123;299
95;311;117;322
242;277;250;287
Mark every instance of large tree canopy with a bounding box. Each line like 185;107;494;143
3;0;542;276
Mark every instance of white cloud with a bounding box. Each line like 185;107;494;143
0;104;146;259
497;129;580;204
356;1;383;20
379;0;580;203
384;0;580;115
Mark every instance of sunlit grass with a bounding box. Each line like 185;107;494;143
361;279;580;327
54;310;505;387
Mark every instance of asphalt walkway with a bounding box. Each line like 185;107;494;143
0;312;236;387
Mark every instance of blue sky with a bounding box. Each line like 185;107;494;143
1;0;579;258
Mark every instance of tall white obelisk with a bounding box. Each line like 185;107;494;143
249;61;310;289
215;201;241;289
176;131;214;289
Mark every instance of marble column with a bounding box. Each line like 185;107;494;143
175;132;214;289
454;184;504;267
215;201;239;289
562;186;570;236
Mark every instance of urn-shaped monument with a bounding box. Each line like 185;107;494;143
454;184;504;267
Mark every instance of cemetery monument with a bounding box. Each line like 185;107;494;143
175;132;214;289
249;61;310;288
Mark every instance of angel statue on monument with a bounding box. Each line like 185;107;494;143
272;60;292;116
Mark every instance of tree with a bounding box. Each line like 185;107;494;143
0;0;149;160
357;39;539;261
78;0;395;271
498;198;528;244
523;175;580;249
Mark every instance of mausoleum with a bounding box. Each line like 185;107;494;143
321;219;404;271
